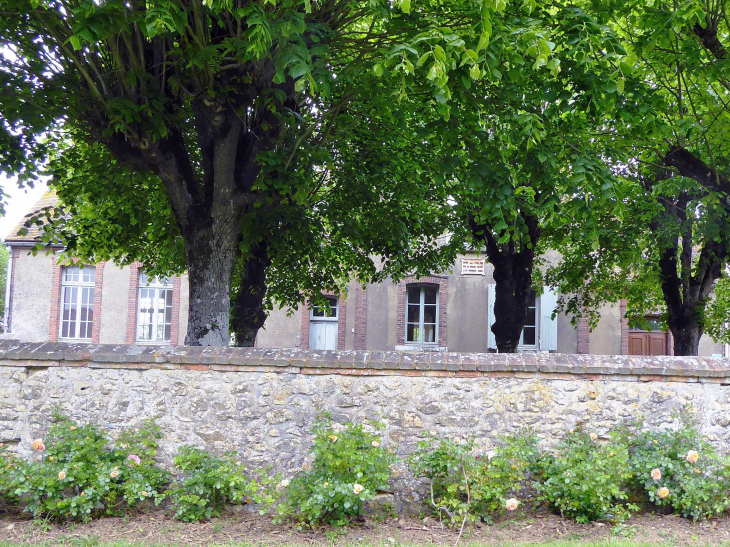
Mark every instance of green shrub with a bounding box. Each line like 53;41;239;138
472;430;541;515
280;413;395;526
169;446;277;522
619;417;730;520
407;434;474;524
0;443;22;509
10;414;169;522
408;431;540;524
537;429;636;523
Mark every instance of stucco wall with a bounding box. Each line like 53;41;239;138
4;249;53;342
256;304;302;348
590;303;623;355
446;274;490;352
99;263;130;345
177;274;189;346
2;341;730;509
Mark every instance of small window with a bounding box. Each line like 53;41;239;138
137;272;173;343
519;290;538;348
406;285;438;344
60;265;95;340
310;297;338;320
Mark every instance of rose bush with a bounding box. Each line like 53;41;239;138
278;412;395;526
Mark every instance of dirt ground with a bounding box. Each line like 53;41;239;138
2;509;730;546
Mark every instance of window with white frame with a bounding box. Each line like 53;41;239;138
137;273;173;343
309;296;339;350
406;285;438;344
60;265;95;340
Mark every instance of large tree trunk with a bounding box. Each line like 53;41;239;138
231;240;271;347
470;213;541;353
491;254;535;352
184;217;242;346
669;317;702;356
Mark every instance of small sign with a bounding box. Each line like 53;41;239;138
461;258;486;276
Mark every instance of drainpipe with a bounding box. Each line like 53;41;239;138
2;245;11;333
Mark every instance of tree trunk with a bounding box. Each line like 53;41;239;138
669;317;702;356
231;240;271;347
490;248;536;353
470;213;540;353
183;211;242;346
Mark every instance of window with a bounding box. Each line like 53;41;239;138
60;265;95;340
518;290;538;348
137;272;173;343
310;297;338;321
309;297;339;350
406;285;438;344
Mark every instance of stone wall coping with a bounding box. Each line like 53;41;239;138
1;340;729;381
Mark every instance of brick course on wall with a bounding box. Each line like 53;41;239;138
47;259;63;342
6;248;20;333
577;315;590;354
2;340;730;509
353;285;367;351
91;262;105;344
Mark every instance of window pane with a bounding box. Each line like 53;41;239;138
424;324;436;343
140;272;171;287
311;298;337;318
424;286;437;304
81;267;95;283
523;326;536;346
407;286;421;304
423;304;437;324
407;324;419;342
407;305;420;323
63;267;79;282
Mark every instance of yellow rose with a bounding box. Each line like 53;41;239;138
657;487;670;499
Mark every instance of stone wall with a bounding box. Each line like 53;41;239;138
2;341;730;507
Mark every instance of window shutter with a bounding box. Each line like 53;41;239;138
539;287;559;351
487;284;496;350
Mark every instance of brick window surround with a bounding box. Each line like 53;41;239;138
577;315;590;354
620;299;674;355
6;248;20;333
299;294;347;350
49;260;105;343
397;275;448;347
125;263;182;345
353;285;367;350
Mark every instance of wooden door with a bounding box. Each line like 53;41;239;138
628;332;669;356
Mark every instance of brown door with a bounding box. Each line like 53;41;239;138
628;332;669;356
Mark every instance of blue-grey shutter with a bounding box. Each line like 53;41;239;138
487;284;497;350
539;287;559;351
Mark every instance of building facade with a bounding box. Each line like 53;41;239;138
3;195;725;356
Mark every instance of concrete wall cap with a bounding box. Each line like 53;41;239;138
0;341;728;379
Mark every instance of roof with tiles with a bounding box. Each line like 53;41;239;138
4;191;60;244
